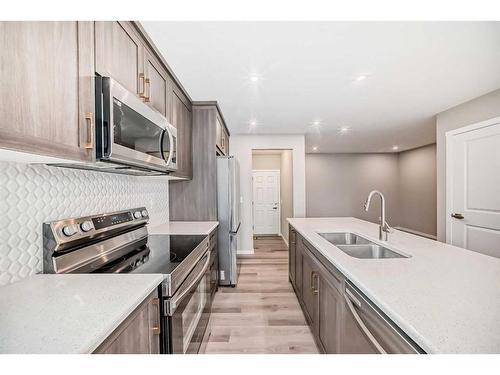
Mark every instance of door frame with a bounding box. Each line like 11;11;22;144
445;115;500;244
252;169;281;236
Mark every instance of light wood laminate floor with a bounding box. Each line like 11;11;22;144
204;236;319;354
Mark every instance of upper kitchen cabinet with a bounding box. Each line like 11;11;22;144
216;113;230;156
171;86;193;179
143;47;172;120
0;21;95;162
169;101;228;221
95;21;145;97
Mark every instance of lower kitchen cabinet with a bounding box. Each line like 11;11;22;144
300;240;342;352
94;290;160;354
209;229;219;298
289;226;424;354
288;226;296;285
316;257;343;353
301;245;318;327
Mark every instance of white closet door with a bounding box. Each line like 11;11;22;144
448;120;500;258
252;170;280;235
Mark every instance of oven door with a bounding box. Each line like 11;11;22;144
97;76;174;172
163;251;211;354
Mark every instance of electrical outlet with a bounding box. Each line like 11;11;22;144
220;270;225;280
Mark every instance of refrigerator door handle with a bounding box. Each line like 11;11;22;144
230;222;241;235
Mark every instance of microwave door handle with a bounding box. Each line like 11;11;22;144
164;127;174;166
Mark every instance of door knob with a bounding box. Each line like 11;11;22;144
451;213;464;219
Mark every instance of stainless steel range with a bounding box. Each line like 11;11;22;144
42;208;212;354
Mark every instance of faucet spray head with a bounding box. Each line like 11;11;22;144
363;200;369;211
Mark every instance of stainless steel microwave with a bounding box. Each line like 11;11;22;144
95;76;177;174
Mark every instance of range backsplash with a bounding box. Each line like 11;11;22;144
0;162;170;286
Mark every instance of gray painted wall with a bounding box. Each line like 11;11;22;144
306;153;401;225
306;147;437;236
435;88;500;241
398;144;437;235
252;154;281;170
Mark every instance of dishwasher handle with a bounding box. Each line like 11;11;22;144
344;288;387;354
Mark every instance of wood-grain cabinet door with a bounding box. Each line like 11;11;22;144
144;48;169;118
289;227;296;285
216;115;223;154
317;263;342;353
295;236;303;298
172;88;193;178
95;292;161;354
95;21;145;97
301;247;318;330
0;21;94;161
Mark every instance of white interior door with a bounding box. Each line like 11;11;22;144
447;119;500;258
253;170;280;235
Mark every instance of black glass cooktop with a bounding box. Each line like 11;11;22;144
131;234;207;275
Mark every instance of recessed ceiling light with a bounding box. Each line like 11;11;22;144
312;121;321;126
312;146;318;151
392;145;399;151
249;119;257;127
339;126;350;134
355;74;368;81
249;74;259;83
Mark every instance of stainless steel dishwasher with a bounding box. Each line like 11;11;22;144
341;281;425;354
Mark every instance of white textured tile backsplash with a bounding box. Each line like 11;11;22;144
0;162;169;286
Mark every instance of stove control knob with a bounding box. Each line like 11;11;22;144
80;221;93;232
133;211;142;219
62;225;78;237
141;210;148;217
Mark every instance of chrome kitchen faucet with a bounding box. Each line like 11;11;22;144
364;190;391;241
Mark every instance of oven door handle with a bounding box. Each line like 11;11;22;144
164;252;210;316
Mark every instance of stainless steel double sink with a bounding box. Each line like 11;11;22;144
318;232;409;259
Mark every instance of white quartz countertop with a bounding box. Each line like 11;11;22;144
0;273;163;354
288;217;500;354
148;221;219;235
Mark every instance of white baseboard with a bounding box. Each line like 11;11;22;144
394;226;437;240
281;234;289;247
237;249;255;255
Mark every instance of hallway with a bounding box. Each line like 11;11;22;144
204;236;318;354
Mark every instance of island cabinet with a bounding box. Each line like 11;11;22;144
288;227;297;285
289;226;425;354
299;237;343;353
0;21;95;162
94;290;161;354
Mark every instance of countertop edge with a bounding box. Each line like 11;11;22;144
82;274;164;354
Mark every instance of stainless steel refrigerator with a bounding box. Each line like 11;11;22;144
217;156;240;286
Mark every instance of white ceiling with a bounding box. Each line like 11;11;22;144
142;22;500;153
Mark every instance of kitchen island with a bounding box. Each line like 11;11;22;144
288;217;500;354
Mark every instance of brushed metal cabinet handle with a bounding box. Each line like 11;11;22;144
84;112;94;149
138;73;146;98
144;78;151;102
151;298;161;335
451;213;464;219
